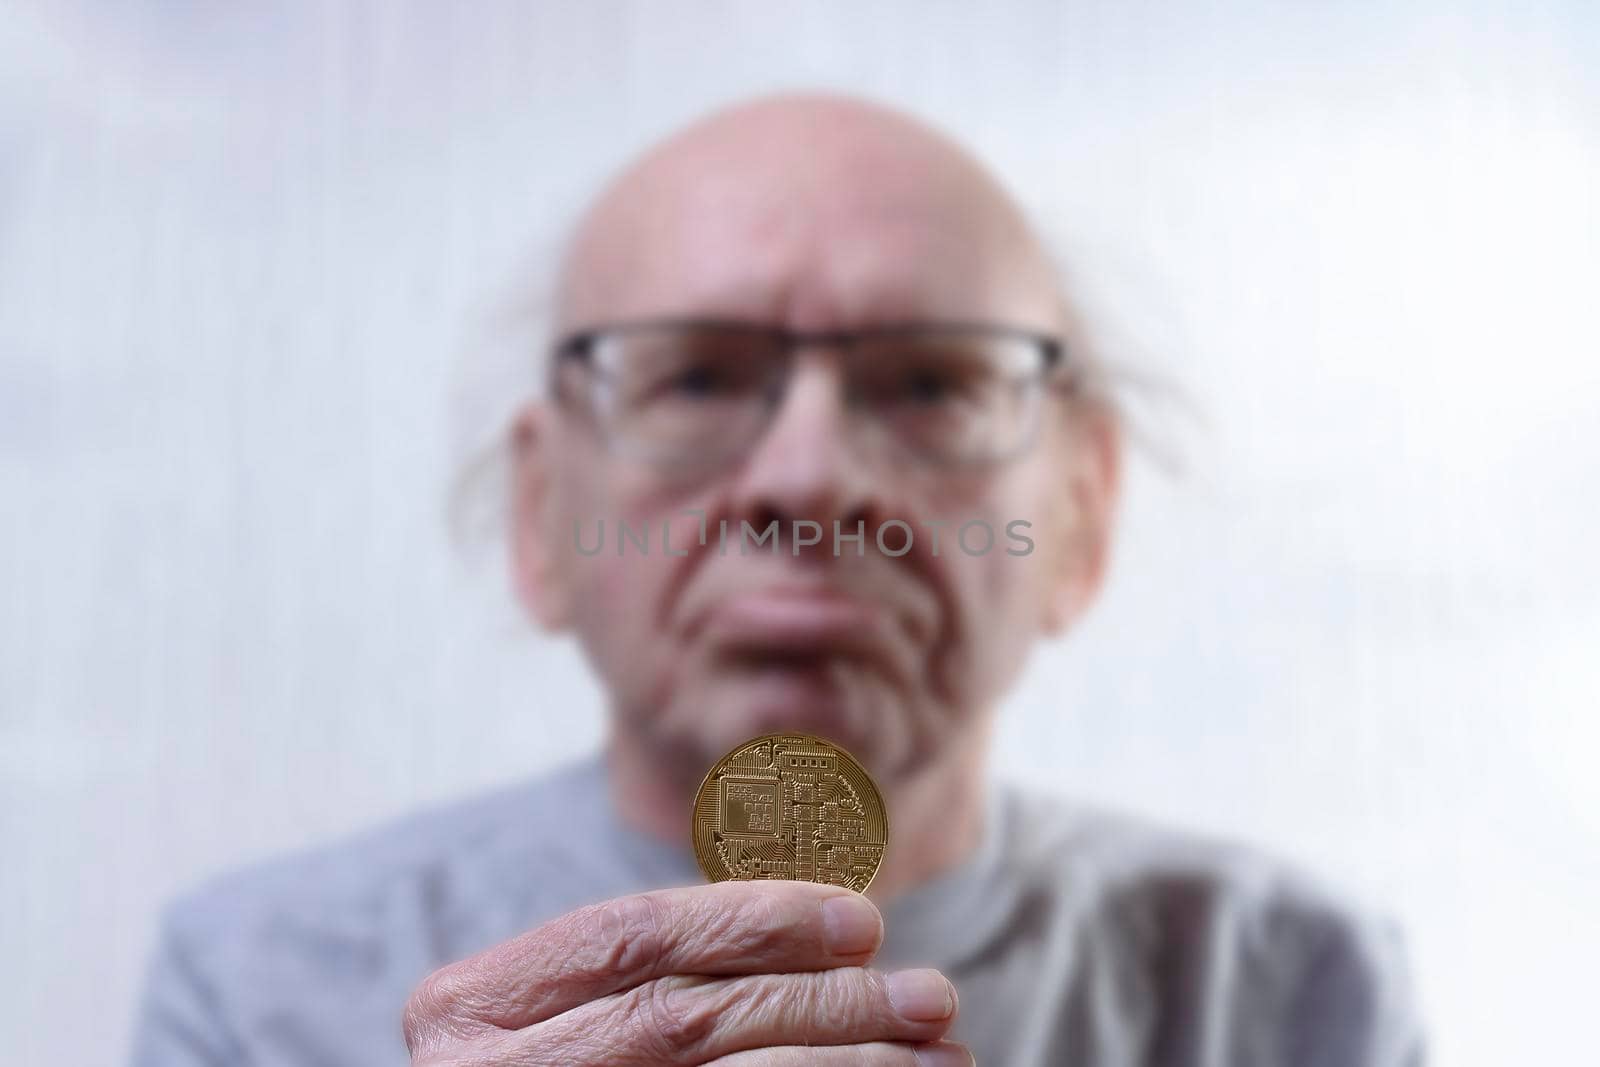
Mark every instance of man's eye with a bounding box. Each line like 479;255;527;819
662;361;747;397
888;367;978;406
637;357;765;404
902;371;954;401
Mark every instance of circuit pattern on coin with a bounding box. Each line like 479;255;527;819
692;733;888;893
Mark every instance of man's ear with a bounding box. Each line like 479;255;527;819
509;402;575;631
1041;405;1122;635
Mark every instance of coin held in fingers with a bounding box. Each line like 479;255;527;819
692;733;888;892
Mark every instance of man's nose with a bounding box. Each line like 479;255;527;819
727;356;880;537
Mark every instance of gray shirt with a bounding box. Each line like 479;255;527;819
131;755;1424;1066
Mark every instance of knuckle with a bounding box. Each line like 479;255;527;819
819;967;881;1025
635;974;723;1059
696;890;790;961
768;969;829;1028
402;965;478;1053
588;892;667;983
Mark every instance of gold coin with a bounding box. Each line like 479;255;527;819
692;733;888;893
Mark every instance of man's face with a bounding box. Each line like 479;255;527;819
513;100;1115;783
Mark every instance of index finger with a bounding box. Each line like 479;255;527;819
406;880;883;1039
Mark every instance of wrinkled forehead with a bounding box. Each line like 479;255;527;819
555;103;1063;336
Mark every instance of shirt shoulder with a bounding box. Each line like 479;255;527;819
1001;785;1391;936
162;758;623;1002
135;758;627;1065
994;787;1425;1065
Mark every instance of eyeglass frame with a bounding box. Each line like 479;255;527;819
547;317;1082;471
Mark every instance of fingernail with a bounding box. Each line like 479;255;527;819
915;1043;974;1067
887;968;955;1022
821;893;882;955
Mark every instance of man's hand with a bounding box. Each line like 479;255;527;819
403;879;971;1066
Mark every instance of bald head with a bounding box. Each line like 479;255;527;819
555;93;1067;338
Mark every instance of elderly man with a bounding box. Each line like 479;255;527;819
133;94;1422;1066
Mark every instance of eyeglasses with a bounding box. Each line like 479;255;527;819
550;318;1076;473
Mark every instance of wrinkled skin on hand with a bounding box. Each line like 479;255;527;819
403;881;971;1066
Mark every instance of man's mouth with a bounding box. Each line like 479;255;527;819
702;587;884;649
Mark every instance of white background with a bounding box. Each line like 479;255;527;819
3;2;1597;1064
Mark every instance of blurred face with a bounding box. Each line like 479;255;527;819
512;98;1116;787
